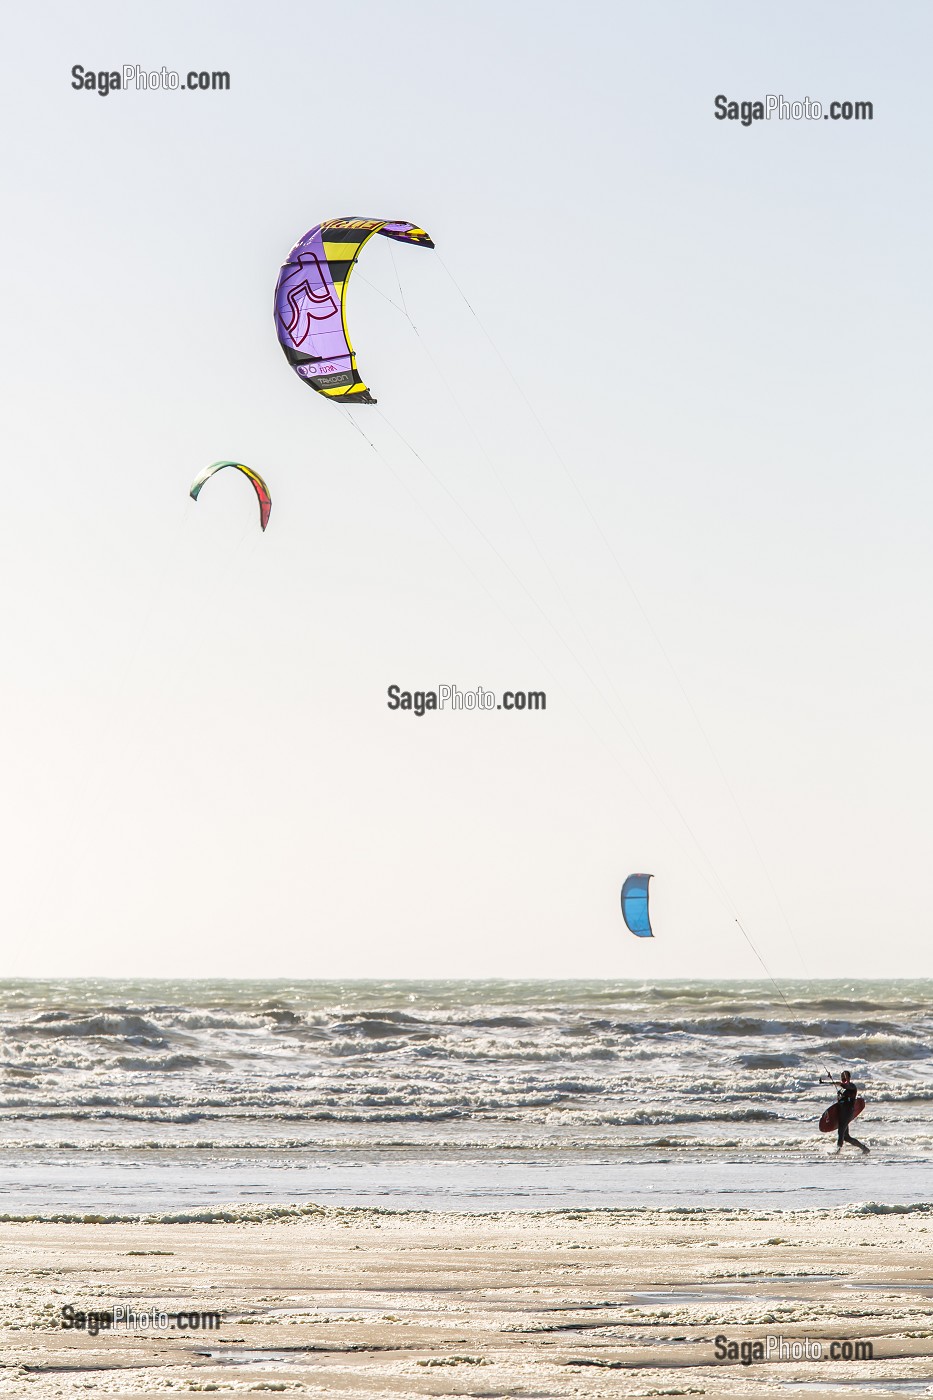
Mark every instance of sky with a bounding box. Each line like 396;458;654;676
1;1;931;978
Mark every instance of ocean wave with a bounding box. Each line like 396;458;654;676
464;1015;536;1029
115;1054;204;1073
638;1015;921;1040
330;1018;438;1040
787;998;930;1013
843;1201;933;1215
327;1037;435;1057
442;1045;621;1063
0;1203;329;1225
593;1107;783;1125
872;1089;933;1103
9;1012;170;1044
738;1053;803;1069
819;1036;933;1062
166;1012;256;1031
333;1009;427;1026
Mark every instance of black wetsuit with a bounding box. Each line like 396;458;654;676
837;1080;868;1152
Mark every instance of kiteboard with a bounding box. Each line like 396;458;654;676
819;1096;865;1133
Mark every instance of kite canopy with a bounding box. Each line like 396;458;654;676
274;217;434;406
621;874;653;937
190;461;271;531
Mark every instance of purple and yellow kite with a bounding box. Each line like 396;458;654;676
273;216;434;406
190;461;272;532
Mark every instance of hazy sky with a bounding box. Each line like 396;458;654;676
2;2;931;978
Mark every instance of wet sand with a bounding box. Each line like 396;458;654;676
2;1205;932;1397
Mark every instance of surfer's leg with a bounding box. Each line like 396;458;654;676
847;1134;869;1154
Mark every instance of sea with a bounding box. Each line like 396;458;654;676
1;979;930;1217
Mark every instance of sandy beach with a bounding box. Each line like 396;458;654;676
2;1205;932;1398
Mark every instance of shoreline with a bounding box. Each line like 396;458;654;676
2;1138;924;1217
2;1198;933;1224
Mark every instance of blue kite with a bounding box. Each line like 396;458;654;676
621;874;653;937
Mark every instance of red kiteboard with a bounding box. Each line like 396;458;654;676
819;1096;865;1133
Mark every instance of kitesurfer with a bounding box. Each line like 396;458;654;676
835;1070;869;1154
